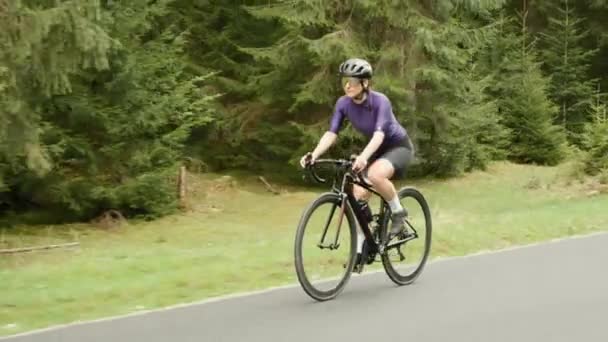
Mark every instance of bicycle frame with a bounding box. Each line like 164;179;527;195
296;157;432;299
310;159;388;254
309;158;418;256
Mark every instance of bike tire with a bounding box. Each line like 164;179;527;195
294;192;357;301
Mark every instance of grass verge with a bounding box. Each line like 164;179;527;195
1;162;607;336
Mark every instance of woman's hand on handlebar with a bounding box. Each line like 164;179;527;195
351;155;368;172
300;152;317;168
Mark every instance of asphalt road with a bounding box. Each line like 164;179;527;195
4;233;608;342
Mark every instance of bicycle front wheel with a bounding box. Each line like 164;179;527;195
294;192;357;301
381;187;432;286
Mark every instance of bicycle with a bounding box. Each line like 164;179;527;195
294;155;432;301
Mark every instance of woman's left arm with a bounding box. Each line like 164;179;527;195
359;131;385;161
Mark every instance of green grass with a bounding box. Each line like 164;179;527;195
1;162;607;336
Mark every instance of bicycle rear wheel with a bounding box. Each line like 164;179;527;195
294;192;357;301
381;187;432;285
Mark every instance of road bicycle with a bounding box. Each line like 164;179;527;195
294;156;432;301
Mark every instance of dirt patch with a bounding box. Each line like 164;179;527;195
91;210;127;229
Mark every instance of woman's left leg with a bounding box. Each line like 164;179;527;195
366;159;398;203
367;154;411;238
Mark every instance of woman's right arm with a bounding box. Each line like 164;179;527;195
300;132;337;168
311;132;337;159
301;99;344;167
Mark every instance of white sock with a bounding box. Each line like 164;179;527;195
356;226;365;253
388;195;404;213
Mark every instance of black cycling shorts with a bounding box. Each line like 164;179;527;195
366;137;414;179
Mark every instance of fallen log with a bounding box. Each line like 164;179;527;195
258;176;280;195
0;242;80;255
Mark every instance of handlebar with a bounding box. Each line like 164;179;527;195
303;154;371;187
306;158;351;183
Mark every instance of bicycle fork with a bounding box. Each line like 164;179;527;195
317;195;347;250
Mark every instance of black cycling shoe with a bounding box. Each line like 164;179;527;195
352;254;364;274
345;253;364;273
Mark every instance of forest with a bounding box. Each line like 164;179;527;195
1;0;607;222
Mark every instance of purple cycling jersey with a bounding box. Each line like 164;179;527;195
329;90;408;148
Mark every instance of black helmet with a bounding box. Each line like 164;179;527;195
339;58;372;79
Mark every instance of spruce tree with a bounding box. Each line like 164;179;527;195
541;0;597;145
0;0;117;171
1;0;219;220
492;2;567;165
167;0;292;171
582;90;608;175
244;0;507;176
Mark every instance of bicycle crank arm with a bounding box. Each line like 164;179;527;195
385;234;418;250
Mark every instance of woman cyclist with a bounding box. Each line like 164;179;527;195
300;58;415;253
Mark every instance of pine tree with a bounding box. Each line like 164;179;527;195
413;13;509;176
0;65;10;193
582;89;608;175
1;0;219;220
38;0;218;219
243;0;508;176
541;0;597;145
577;0;608;110
581;0;608;46
0;0;117;172
492;2;567;165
